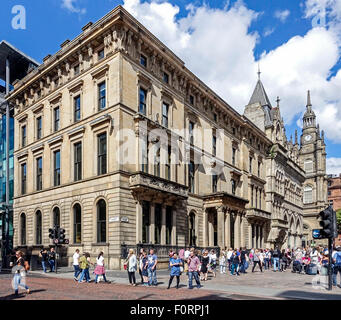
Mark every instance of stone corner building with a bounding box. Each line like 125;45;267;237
8;6;328;269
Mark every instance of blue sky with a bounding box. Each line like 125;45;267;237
1;0;341;173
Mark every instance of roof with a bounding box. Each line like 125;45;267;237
0;40;40;85
249;79;272;108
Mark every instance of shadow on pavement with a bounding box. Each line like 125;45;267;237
276;290;341;300
0;289;47;300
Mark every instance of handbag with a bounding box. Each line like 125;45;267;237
180;266;184;273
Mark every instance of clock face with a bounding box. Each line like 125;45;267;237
305;135;312;142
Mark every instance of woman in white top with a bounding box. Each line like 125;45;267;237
125;248;137;286
94;252;109;283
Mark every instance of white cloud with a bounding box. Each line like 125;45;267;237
61;0;86;14
263;27;275;37
274;9;291;22
122;0;341;145
327;158;341;175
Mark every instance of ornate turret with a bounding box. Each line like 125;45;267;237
303;90;316;128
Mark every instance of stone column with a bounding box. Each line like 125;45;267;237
150;203;155;244
136;201;143;243
257;225;261;248
252;224;256;248
225;210;231;249
234;213;241;249
248;223;252;249
161;205;166;245
240;214;245;248
171;208;177;245
217;207;225;249
209;212;214;247
203;209;208;247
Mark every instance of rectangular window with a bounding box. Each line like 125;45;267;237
21;163;26;195
162;102;169;128
232;147;236;166
251;186;254;206
141;138;148;173
98;133;107;175
74;65;80;76
163;72;169;84
213;113;217;122
36;116;42;140
249;157;252;174
21;125;26;147
189;95;194;105
189;121;194;145
212;175;218;193
155;204;162;244
36;157;43;191
142;201;150;243
231;179;236;195
140;55;147;67
98;82;106;110
212;135;217;157
189;161;195;193
54;107;60;132
98;49;104;60
166;146;171;180
54;150;61;186
74;142;82;181
139;88;147;115
74;95;81;122
258;161;261;177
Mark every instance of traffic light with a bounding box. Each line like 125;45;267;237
49;228;56;239
319;206;337;239
58;228;65;242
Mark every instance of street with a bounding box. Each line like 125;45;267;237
1;267;341;300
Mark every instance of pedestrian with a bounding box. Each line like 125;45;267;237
200;251;209;281
48;247;56;272
138;248;144;284
272;247;280;272
11;251;30;296
168;252;182;289
187;250;201;289
230;250;241;276
252;249;263;273
141;250;149;286
227;248;233;271
147;249;158;286
264;249;270;270
39;248;48;273
302;254;311;274
280;250;288;272
94;251;109;283
125;249;137;286
78;253;91;283
239;247;248;273
73;249;81;281
333;247;341;287
209;250;217;278
184;247;191;273
219;250;226;274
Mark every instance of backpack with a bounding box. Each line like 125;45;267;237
24;260;30;271
335;252;341;266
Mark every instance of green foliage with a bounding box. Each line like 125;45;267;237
336;209;341;232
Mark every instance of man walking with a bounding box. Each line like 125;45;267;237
48;247;56;272
147;249;158;286
39;249;48;273
333;247;341;287
272;247;280;272
73;249;81;281
187;250;201;289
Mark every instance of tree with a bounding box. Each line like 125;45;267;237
336;209;341;233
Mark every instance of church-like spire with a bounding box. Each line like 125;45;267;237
295;129;298;145
307;90;312;107
303;90;316;128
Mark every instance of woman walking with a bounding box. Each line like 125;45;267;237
141;250;149;286
209;250;217;278
252;249;263;273
200;251;209;281
230;250;241;276
11;251;30;296
125;249;137;286
168;252;182;289
219;250;226;274
94;252;109;283
138;248;144;284
78;253;91;283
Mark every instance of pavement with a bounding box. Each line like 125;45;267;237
1;265;340;300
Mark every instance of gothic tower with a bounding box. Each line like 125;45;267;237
299;91;328;242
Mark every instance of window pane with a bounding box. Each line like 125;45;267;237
98;82;106;110
74;143;82;181
139;88;147;115
162;103;169;128
54;151;61;186
98;134;107;175
97;200;106;243
142;201;150;243
73;204;82;243
74;96;81;122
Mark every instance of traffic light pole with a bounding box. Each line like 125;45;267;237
328;238;333;291
55;243;58;274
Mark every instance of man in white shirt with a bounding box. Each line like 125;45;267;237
73;249;81;281
184;248;191;274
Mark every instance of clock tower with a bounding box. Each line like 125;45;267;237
299;91;328;243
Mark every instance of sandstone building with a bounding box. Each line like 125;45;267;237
8;6;328;269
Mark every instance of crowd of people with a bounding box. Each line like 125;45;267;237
8;244;341;295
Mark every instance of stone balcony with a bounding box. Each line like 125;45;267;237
129;171;188;199
246;208;272;221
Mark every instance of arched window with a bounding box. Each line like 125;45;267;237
303;186;313;204
304;160;313;174
36;210;42;245
73;204;82;243
189;212;196;246
53;207;60;227
97;200;106;243
20;213;26;245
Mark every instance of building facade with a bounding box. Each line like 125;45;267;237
8;6;328;269
328;174;341;212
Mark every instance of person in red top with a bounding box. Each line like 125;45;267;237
187;250;201;289
302;254;311;274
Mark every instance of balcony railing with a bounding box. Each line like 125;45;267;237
246;208;271;220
